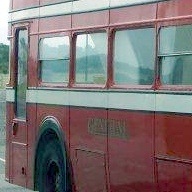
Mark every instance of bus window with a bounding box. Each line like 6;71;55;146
114;28;155;85
39;36;70;83
159;25;192;85
15;29;28;119
75;32;107;84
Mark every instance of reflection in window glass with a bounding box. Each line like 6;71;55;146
39;36;70;83
114;28;155;85
160;25;192;85
160;55;192;85
41;60;69;82
76;33;107;84
160;25;192;54
16;29;28;119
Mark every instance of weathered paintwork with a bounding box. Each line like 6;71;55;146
6;0;192;191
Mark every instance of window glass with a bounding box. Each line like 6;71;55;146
16;29;28;119
114;28;155;85
160;25;192;85
39;36;70;83
160;25;192;54
75;33;107;84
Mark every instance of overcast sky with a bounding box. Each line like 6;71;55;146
0;1;9;45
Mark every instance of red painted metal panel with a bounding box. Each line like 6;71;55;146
7;0;192;191
6;103;28;187
110;4;156;26
10;120;28;187
12;0;39;10
26;104;37;189
108;110;155;192
36;104;70;150
12;143;27;187
155;114;192;159
75;149;107;192
5;103;14;182
40;0;65;5
72;11;109;29
11;120;27;144
39;16;71;33
155;113;192;192
157;160;192;192
28;35;38;88
158;0;192;19
30;20;39;35
70;108;108;191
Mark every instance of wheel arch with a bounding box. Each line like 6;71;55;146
34;116;70;190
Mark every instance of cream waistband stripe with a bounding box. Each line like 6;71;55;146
6;88;192;114
9;0;164;22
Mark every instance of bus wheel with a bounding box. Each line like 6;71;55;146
36;139;67;192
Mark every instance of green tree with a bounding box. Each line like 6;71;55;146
0;43;9;74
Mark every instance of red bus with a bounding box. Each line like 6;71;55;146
6;0;192;191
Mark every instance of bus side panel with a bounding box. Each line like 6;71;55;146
158;0;192;19
11;122;28;188
26;104;37;190
72;10;109;29
108;110;155;192
157;160;192;192
12;0;39;10
70;108;108;192
36;104;70;150
28;35;38;88
156;114;192;159
39;15;71;33
5;103;14;182
155;114;192;192
12;143;27;187
40;0;66;5
110;4;156;25
156;1;192;191
26;27;38;189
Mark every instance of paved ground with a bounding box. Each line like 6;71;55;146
0;173;34;192
0;90;35;191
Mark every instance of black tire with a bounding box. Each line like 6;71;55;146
36;139;68;192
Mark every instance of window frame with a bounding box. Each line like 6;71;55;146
158;23;192;91
73;29;108;89
110;25;156;90
38;33;71;87
14;27;29;120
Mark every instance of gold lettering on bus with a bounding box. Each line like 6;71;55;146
88;118;128;139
